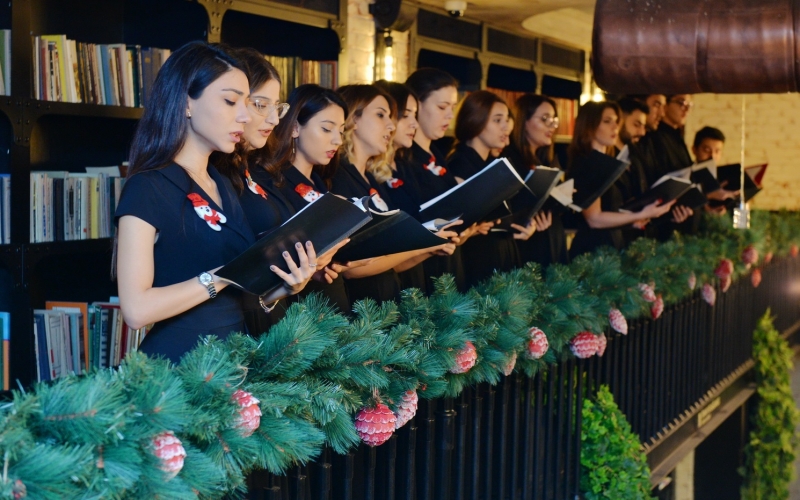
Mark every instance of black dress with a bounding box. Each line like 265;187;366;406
385;157;429;295
114;163;255;363
613;145;651;246
502;143;568;267
330;159;402;304
568;152;626;258
403;142;467;291
448;143;520;287
272;165;352;315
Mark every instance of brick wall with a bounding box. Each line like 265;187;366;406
684;93;800;210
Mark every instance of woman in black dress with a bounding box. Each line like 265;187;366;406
115;42;316;363
567;101;674;258
447;90;537;287
329;84;457;303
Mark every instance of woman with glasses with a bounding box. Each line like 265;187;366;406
114;42;316;363
215;49;347;331
503;94;559;266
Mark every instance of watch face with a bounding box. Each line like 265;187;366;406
199;272;213;286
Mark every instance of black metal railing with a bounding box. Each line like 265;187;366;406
248;257;800;500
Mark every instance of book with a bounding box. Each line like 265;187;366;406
496;166;563;231
335;209;450;262
746;163;768;187
651;185;709;226
619;175;693;213
0;312;9;390
217;193;373;296
716;163;763;202
46;301;90;371
669;159;720;194
418;157;527;227
570;150;630;211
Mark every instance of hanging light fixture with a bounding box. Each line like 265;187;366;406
382;31;395;81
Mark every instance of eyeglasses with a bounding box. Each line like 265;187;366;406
247;98;290;118
669;99;693;110
534;114;560;129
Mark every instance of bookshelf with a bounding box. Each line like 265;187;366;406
1;0;348;387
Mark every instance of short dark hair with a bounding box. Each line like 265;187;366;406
693;126;726;148
617;97;649;116
405;68;459;103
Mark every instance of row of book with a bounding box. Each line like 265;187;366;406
264;55;338;102
32;34;171;107
30;166;125;243
0;311;8;390
552;97;577;138
0;174;9;244
33;300;148;382
0;30;10;96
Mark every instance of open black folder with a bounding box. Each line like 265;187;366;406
335;209;450;262
216;194;372;296
717;163;764;202
619;175;693;212
669;160;720;194
418;157;527;227
570;149;630;210
493;166;562;232
651;185;708;226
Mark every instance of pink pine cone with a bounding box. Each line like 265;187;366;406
702;283;716;306
638;283;656;302
720;275;732;293
608;308;628;335
687;272;697;290
151;431;187;480
570;332;599;359
502;351;517;376
751;268;762;288
792;245;799;258
450;341;477;374
526;327;549;360
394;390;418;430
596;334;608;357
231;389;262;438
355;403;397;446
764;251;774;264
715;258;734;279
651;295;664;319
741;245;758;266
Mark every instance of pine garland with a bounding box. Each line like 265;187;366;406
0;210;798;498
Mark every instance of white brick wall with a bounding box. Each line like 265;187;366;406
684;93;800;210
347;0;375;84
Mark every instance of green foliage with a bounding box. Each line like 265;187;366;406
740;311;800;499
580;385;652;500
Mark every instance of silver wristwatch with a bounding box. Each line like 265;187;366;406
198;272;217;299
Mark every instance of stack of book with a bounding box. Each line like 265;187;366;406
264;55;337;101
33;300;147;381
32;34;170;107
0;30;10;96
0;174;9;244
30;166;125;243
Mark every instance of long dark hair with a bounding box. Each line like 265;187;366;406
127;41;246;177
214;47;281;192
450;90;506;157
511;94;558;167
374;80;418;166
263;84;348;186
405;68;458;104
568;101;621;162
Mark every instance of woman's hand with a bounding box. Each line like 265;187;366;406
532;211;553;232
270;241;317;295
432;242;457;256
671;205;694;223
637;199;675;220
314;238;350;270
435;220;463;245
510;221;536;241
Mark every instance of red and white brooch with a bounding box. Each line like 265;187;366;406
369;188;389;212
244;169;267;199
424;156;447;176
295;183;322;203
187;193;226;231
386;178;404;189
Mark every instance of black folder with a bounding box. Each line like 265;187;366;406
418;157;527;227
619;175;693;213
494;166;563;232
651;185;708;226
715;163;763;204
335;209;449;262
571;150;630;210
216;194;372;295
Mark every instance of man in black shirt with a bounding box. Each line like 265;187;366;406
691;126;740;213
650;94;694;180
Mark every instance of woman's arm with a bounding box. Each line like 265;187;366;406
117;216;315;329
582;198;675;230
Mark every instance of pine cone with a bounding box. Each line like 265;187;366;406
687;272;697;290
525;327;549;360
720;275;732;293
151;431;187;481
741;245;758;267
651;294;664;319
764;251;774;264
394;390;418;430
450;341;477;374
355;403;396;446
714;258;734;279
570;332;599;359
792;245;799;258
751;268;762;288
608;308;628;335
702;283;716;306
231;389;262;438
596;334;608;357
638;283;656;302
502;351;517;376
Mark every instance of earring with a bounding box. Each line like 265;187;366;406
186;111;191;118
292;137;296;156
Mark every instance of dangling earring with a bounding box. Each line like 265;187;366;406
186;110;191;118
292;137;296;156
